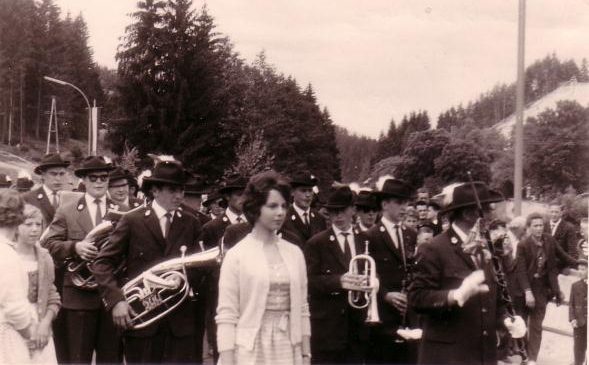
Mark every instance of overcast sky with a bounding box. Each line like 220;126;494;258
55;0;589;138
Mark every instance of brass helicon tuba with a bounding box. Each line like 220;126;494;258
123;243;224;330
344;240;381;325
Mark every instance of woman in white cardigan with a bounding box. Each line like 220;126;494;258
0;189;35;363
216;171;311;365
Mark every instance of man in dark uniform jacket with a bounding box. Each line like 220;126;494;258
354;190;379;233
305;186;368;364
517;212;567;364
409;182;526;365
181;174;211;226
364;178;418;364
41;156;122;364
199;175;247;362
547;201;580;263
281;172;327;247
569;260;587;365
107;166;143;211
23;152;71;363
92;159;207;364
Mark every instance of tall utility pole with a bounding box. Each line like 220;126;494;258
514;0;526;216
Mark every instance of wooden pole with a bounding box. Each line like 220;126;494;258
514;0;526;216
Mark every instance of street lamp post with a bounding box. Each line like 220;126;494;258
43;76;94;155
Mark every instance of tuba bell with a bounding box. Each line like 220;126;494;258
123;242;224;330
343;240;381;325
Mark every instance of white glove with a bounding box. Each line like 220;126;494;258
504;316;526;339
451;270;489;307
397;328;423;340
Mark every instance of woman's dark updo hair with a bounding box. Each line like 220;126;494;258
0;189;25;228
243;171;291;224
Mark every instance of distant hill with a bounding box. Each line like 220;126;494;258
493;79;589;138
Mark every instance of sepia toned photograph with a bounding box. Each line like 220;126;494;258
0;0;587;364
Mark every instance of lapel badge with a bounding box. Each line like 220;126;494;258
177;211;182;218
133;202;139;207
37;193;44;200
109;203;116;210
145;210;151;217
451;237;458;245
354;229;359;235
329;235;335;242
77;204;84;211
311;212;315;218
178;206;183;211
379;226;386;233
291;215;296;221
222;216;228;223
277;232;283;238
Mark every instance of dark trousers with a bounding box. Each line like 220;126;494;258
366;329;418;364
125;325;197;364
574;325;587;365
312;349;361;365
521;299;548;361
205;278;219;363
53;267;68;363
63;308;122;364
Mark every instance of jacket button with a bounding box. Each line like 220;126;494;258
481;307;487;313
483;330;488;336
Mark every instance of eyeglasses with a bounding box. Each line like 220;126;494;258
87;175;109;183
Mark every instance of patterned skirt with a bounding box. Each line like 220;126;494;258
236;311;302;365
0;322;31;364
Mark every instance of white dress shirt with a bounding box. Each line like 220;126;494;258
293;203;311;224
151;200;175;237
43;185;59;206
550;219;561;236
332;225;356;258
84;194;107;227
225;208;246;225
381;216;403;249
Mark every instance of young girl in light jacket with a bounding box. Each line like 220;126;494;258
216;171;311;365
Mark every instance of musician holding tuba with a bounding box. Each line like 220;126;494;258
304;186;371;364
409;182;527;365
92;159;207;364
41;156;122;364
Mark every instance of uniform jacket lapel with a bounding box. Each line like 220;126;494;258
378;223;403;262
75;196;94;234
143;205;165;246
448;228;477;270
36;187;55;221
327;228;348;270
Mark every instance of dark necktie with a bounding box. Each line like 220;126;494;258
394;224;407;269
51;191;58;209
341;232;351;262
163;212;172;239
94;198;103;226
303;212;310;226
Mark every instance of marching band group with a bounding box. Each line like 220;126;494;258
0;152;586;365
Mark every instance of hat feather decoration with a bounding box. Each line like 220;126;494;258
375;175;395;192
435;182;464;208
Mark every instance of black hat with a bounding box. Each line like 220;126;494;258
108;167;133;187
437;182;504;214
0;174;12;188
417;221;436;233
355;191;379;211
141;160;187;191
74;156;115;178
185;174;207;196
415;199;428;207
218;175;247;195
15;177;34;192
203;191;227;208
323;186;354;210
34;153;71;175
290;172;318;188
374;178;413;200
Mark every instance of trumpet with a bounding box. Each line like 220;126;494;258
344;240;381;325
123;243;224;330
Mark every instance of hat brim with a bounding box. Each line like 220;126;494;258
291;181;317;188
324;203;353;210
218;185;245;195
440;193;504;214
34;162;70;175
373;191;412;200
141;177;185;190
74;166;115;178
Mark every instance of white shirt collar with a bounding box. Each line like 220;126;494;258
225;207;244;225
381;216;402;231
332;224;355;257
451;222;469;244
151;199;172;220
85;193;105;207
293;203;310;220
332;224;353;237
358;221;369;232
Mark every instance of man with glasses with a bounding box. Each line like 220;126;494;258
108;166;143;211
42;156;122;364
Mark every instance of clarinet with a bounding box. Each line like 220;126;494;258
395;240;416;343
467;173;528;363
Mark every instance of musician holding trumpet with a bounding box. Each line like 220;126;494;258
409;182;527;365
304;186;371;364
92;159;207;364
